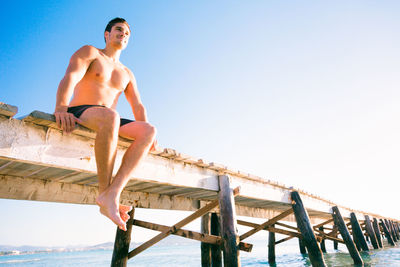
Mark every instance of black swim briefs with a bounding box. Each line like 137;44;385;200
67;105;134;127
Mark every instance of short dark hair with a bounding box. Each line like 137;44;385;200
104;17;131;42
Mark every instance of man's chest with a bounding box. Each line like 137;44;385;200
86;58;130;90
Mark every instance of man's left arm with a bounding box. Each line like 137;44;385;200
124;69;148;122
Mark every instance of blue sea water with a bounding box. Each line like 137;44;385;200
1;240;400;266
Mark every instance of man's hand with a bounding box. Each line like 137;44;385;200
54;111;83;133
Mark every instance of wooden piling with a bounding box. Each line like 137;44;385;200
389;220;399;242
364;215;379;249
332;224;339;250
350;212;369;251
380;219;395;246
201;213;211;267
394;222;400;239
291;191;326;267
372;218;383;248
319;226;327;253
268;224;276;264
384;219;397;243
210;213;222;267
218;175;240;267
298;238;307;254
386;220;394;241
111;208;135;267
331;206;363;265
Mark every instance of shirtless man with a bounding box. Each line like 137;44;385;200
54;18;156;231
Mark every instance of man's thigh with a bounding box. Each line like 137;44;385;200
78;106;120;131
119;121;152;140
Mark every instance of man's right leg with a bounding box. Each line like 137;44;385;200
77;106;126;230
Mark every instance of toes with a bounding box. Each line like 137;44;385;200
120;212;130;223
119;204;132;213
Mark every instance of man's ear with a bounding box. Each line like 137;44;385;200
104;31;109;42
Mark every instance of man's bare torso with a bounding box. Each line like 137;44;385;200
69;47;130;109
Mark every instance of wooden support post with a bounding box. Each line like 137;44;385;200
389;220;398;242
211;213;222;267
201;213;211;267
218;175;240;267
380;219;395;246
111;209;135;267
364;215;379;249
268;224;276;264
350;213;369;251
394;222;400;239
291;191;326;267
332;224;339;250
331;206;363;265
372;218;383;248
385;219;397;243
319;226;327;253
298;238;307;254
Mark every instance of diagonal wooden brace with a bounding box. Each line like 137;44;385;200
239;208;294;241
128;187;240;259
132;219;253;252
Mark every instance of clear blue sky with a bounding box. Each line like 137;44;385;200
1;1;400;246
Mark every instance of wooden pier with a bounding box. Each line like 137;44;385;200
0;102;399;267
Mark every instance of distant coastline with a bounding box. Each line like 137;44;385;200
0;242;114;256
0;235;198;256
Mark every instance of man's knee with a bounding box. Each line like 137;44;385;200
137;123;156;143
97;108;121;131
146;123;157;139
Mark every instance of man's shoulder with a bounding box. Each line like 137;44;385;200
73;45;100;59
119;64;134;78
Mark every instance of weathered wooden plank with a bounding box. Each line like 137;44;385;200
314;229;345;244
209;162;227;172
134;219;218;245
111;209;134;267
201;212;211;267
0;114;396;228
364;215;379;249
275;236;294;245
313;218;334;229
133;218;252;252
236;219;302;240
275;222;299;231
350;212;369;251
0;102;18;117
239;208;294;241
332;206;363;265
291;191;326;267
267;226;302;239
0;175;202;211
218;175;240;267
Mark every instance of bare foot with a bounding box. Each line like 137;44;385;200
96;189;127;231
119;205;132;223
120;212;130;223
119;204;132;213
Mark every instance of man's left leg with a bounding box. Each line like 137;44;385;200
96;121;156;229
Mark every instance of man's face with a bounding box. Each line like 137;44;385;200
105;22;131;49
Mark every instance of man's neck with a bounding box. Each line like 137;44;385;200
101;46;122;62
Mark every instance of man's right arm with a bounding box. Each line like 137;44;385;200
55;45;96;132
